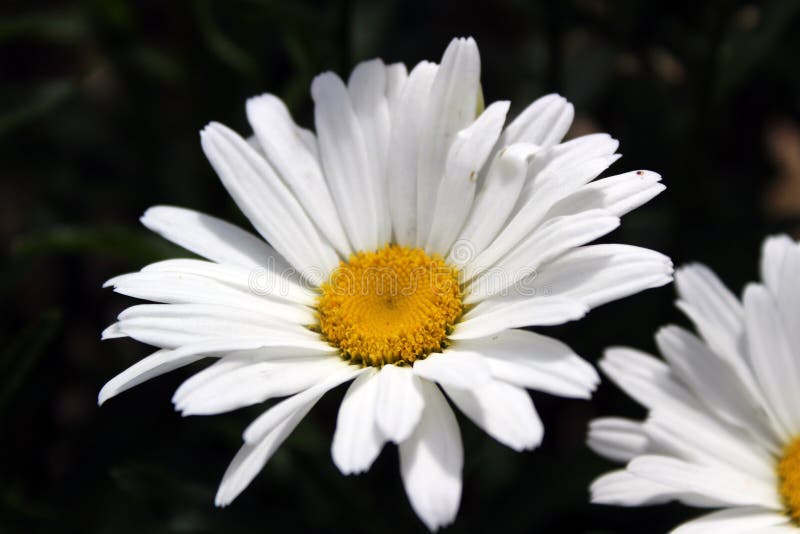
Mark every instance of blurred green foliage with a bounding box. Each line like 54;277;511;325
2;0;800;532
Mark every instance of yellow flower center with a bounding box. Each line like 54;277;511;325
316;245;462;367
779;436;800;522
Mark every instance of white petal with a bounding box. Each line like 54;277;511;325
387;61;438;247
477;133;619;269
449;329;598;398
498;93;574;149
675;263;743;337
374;365;425;443
415;37;481;247
521;244;673;309
138;258;315;306
769;239;800;358
176;357;343;416
399;380;463;532
312;72;380;252
451;297;588;340
671;507;791;534
201;123;339;283
760;234;795;293
598;347;698;413
170;346;331;406
627;455;782;510
98;337;334;405
106;270;314;324
412;350;492;390
673;265;765;414
523;133;620;191
743;284;800;440
246;94;351;256
587;417;648;463
140;206;285;270
348;59;392;244
331;370;386;474
384;62;409;113
655;325;769;437
590;470;682;506
643;407;775;481
243;366;363;444
464;209;621;301
450;143;539;264
215;396;316;507
443;379;543;452
112;303;315;349
99;349;175;405
547;170;665;218
425;101;509;255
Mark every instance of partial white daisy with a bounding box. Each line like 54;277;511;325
588;234;800;533
100;36;671;531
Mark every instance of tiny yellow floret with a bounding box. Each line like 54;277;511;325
779;436;800;523
316;245;462;367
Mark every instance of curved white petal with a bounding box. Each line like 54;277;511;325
467;134;619;277
443;379;543;452
201;123;339;283
547;169;665;218
141;206;286;270
215;396;316;507
246;94;351;256
243;367;363;444
449;329;598;398
331;370;386;475
464;209;621;302
374;365;425;443
425;100;509;255
519;244;673;309
415;37;481;247
399;380;463;532
498;93;573;149
451;142;539;264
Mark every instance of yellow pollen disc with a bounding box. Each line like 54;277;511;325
779;436;800;522
316;245;462;367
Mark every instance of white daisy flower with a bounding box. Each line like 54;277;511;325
100;36;670;530
589;234;800;533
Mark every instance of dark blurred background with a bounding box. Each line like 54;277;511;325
2;0;800;532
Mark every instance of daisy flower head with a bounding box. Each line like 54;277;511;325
589;235;800;533
101;37;671;530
